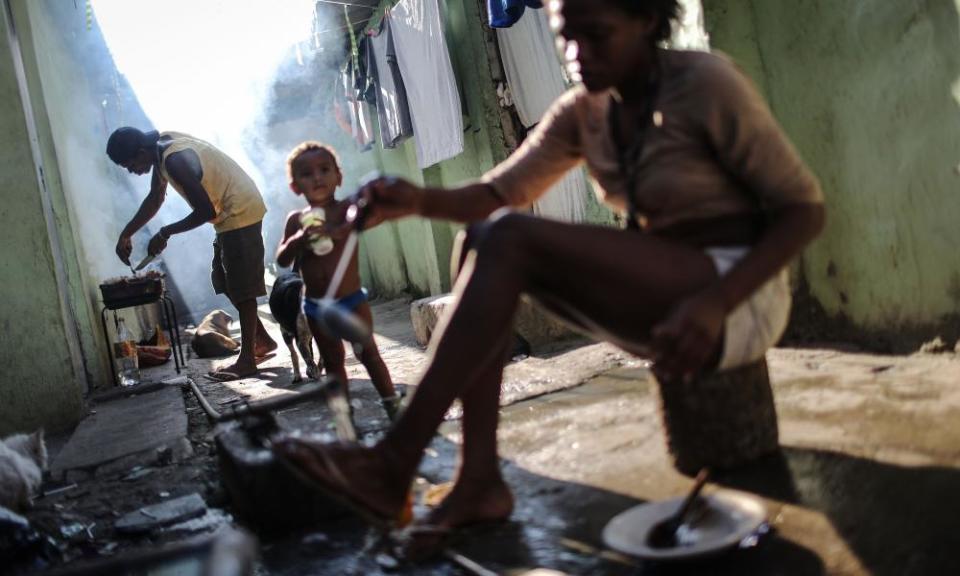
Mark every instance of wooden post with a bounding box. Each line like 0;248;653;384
656;358;780;476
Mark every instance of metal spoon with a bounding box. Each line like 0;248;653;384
647;468;710;549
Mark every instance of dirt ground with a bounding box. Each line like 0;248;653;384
10;297;960;575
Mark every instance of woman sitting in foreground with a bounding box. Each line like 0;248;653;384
273;0;825;543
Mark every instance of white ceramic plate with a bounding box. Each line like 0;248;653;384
602;490;767;561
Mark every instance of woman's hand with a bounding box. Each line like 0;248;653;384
357;177;424;226
651;289;727;382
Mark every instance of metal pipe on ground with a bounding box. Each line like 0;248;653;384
182;377;355;441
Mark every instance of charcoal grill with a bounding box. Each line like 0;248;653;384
99;275;165;309
98;273;186;384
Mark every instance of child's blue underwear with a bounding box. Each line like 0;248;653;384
302;288;369;321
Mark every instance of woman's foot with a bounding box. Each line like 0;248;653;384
271;439;413;524
421;475;514;530
397;476;514;560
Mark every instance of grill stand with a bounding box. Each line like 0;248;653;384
100;293;186;386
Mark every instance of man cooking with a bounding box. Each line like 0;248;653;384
107;127;276;381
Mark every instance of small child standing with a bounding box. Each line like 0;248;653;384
276;141;400;418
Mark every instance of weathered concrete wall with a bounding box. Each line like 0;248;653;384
19;0;122;387
0;0;85;435
705;0;960;344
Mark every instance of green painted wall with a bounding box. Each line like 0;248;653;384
705;0;960;342
342;0;512;298
0;0;85;435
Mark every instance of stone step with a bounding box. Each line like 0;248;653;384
409;294;579;352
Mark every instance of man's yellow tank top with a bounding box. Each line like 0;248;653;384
158;132;266;234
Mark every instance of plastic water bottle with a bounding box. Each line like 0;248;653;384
114;317;140;387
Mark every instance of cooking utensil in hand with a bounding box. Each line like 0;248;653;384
135;254;156;271
646;468;710;549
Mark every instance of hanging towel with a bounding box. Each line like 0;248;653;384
499;9;589;222
390;0;464;168
370;17;414;149
488;0;543;29
497;8;566;127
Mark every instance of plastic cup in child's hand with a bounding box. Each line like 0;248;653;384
301;207;335;255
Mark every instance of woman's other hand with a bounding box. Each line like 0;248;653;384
651;290;727;382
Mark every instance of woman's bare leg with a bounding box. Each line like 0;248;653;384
276;213;718;521
420;330;515;529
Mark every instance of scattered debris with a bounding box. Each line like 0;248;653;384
114;493;207;535
1;505;59;573
422;482;454;508
919;336;951;354
156;446;174;466
59;522;88;542
301;532;330;548
121;466;157;482
40;483;78;498
375;551;401;571
162;508;232;535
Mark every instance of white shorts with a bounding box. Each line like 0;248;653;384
706;247;792;371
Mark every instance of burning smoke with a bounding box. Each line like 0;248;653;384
56;0;356;320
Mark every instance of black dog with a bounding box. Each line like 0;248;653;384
269;271;320;382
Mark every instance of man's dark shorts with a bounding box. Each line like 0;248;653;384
211;221;267;303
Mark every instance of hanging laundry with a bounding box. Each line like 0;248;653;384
389;0;464;169
498;9;589;222
336;60;375;152
369;16;414;149
356;37;378;106
497;8;566;127
332;71;355;139
488;0;543;29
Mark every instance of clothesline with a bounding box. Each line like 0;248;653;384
313;16;373;37
314;0;376;9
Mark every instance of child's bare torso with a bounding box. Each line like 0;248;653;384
297;201;362;300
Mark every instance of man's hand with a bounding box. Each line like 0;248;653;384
116;235;133;265
651;289;727;383
147;229;169;256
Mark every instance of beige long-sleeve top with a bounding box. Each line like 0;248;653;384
482;49;823;231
